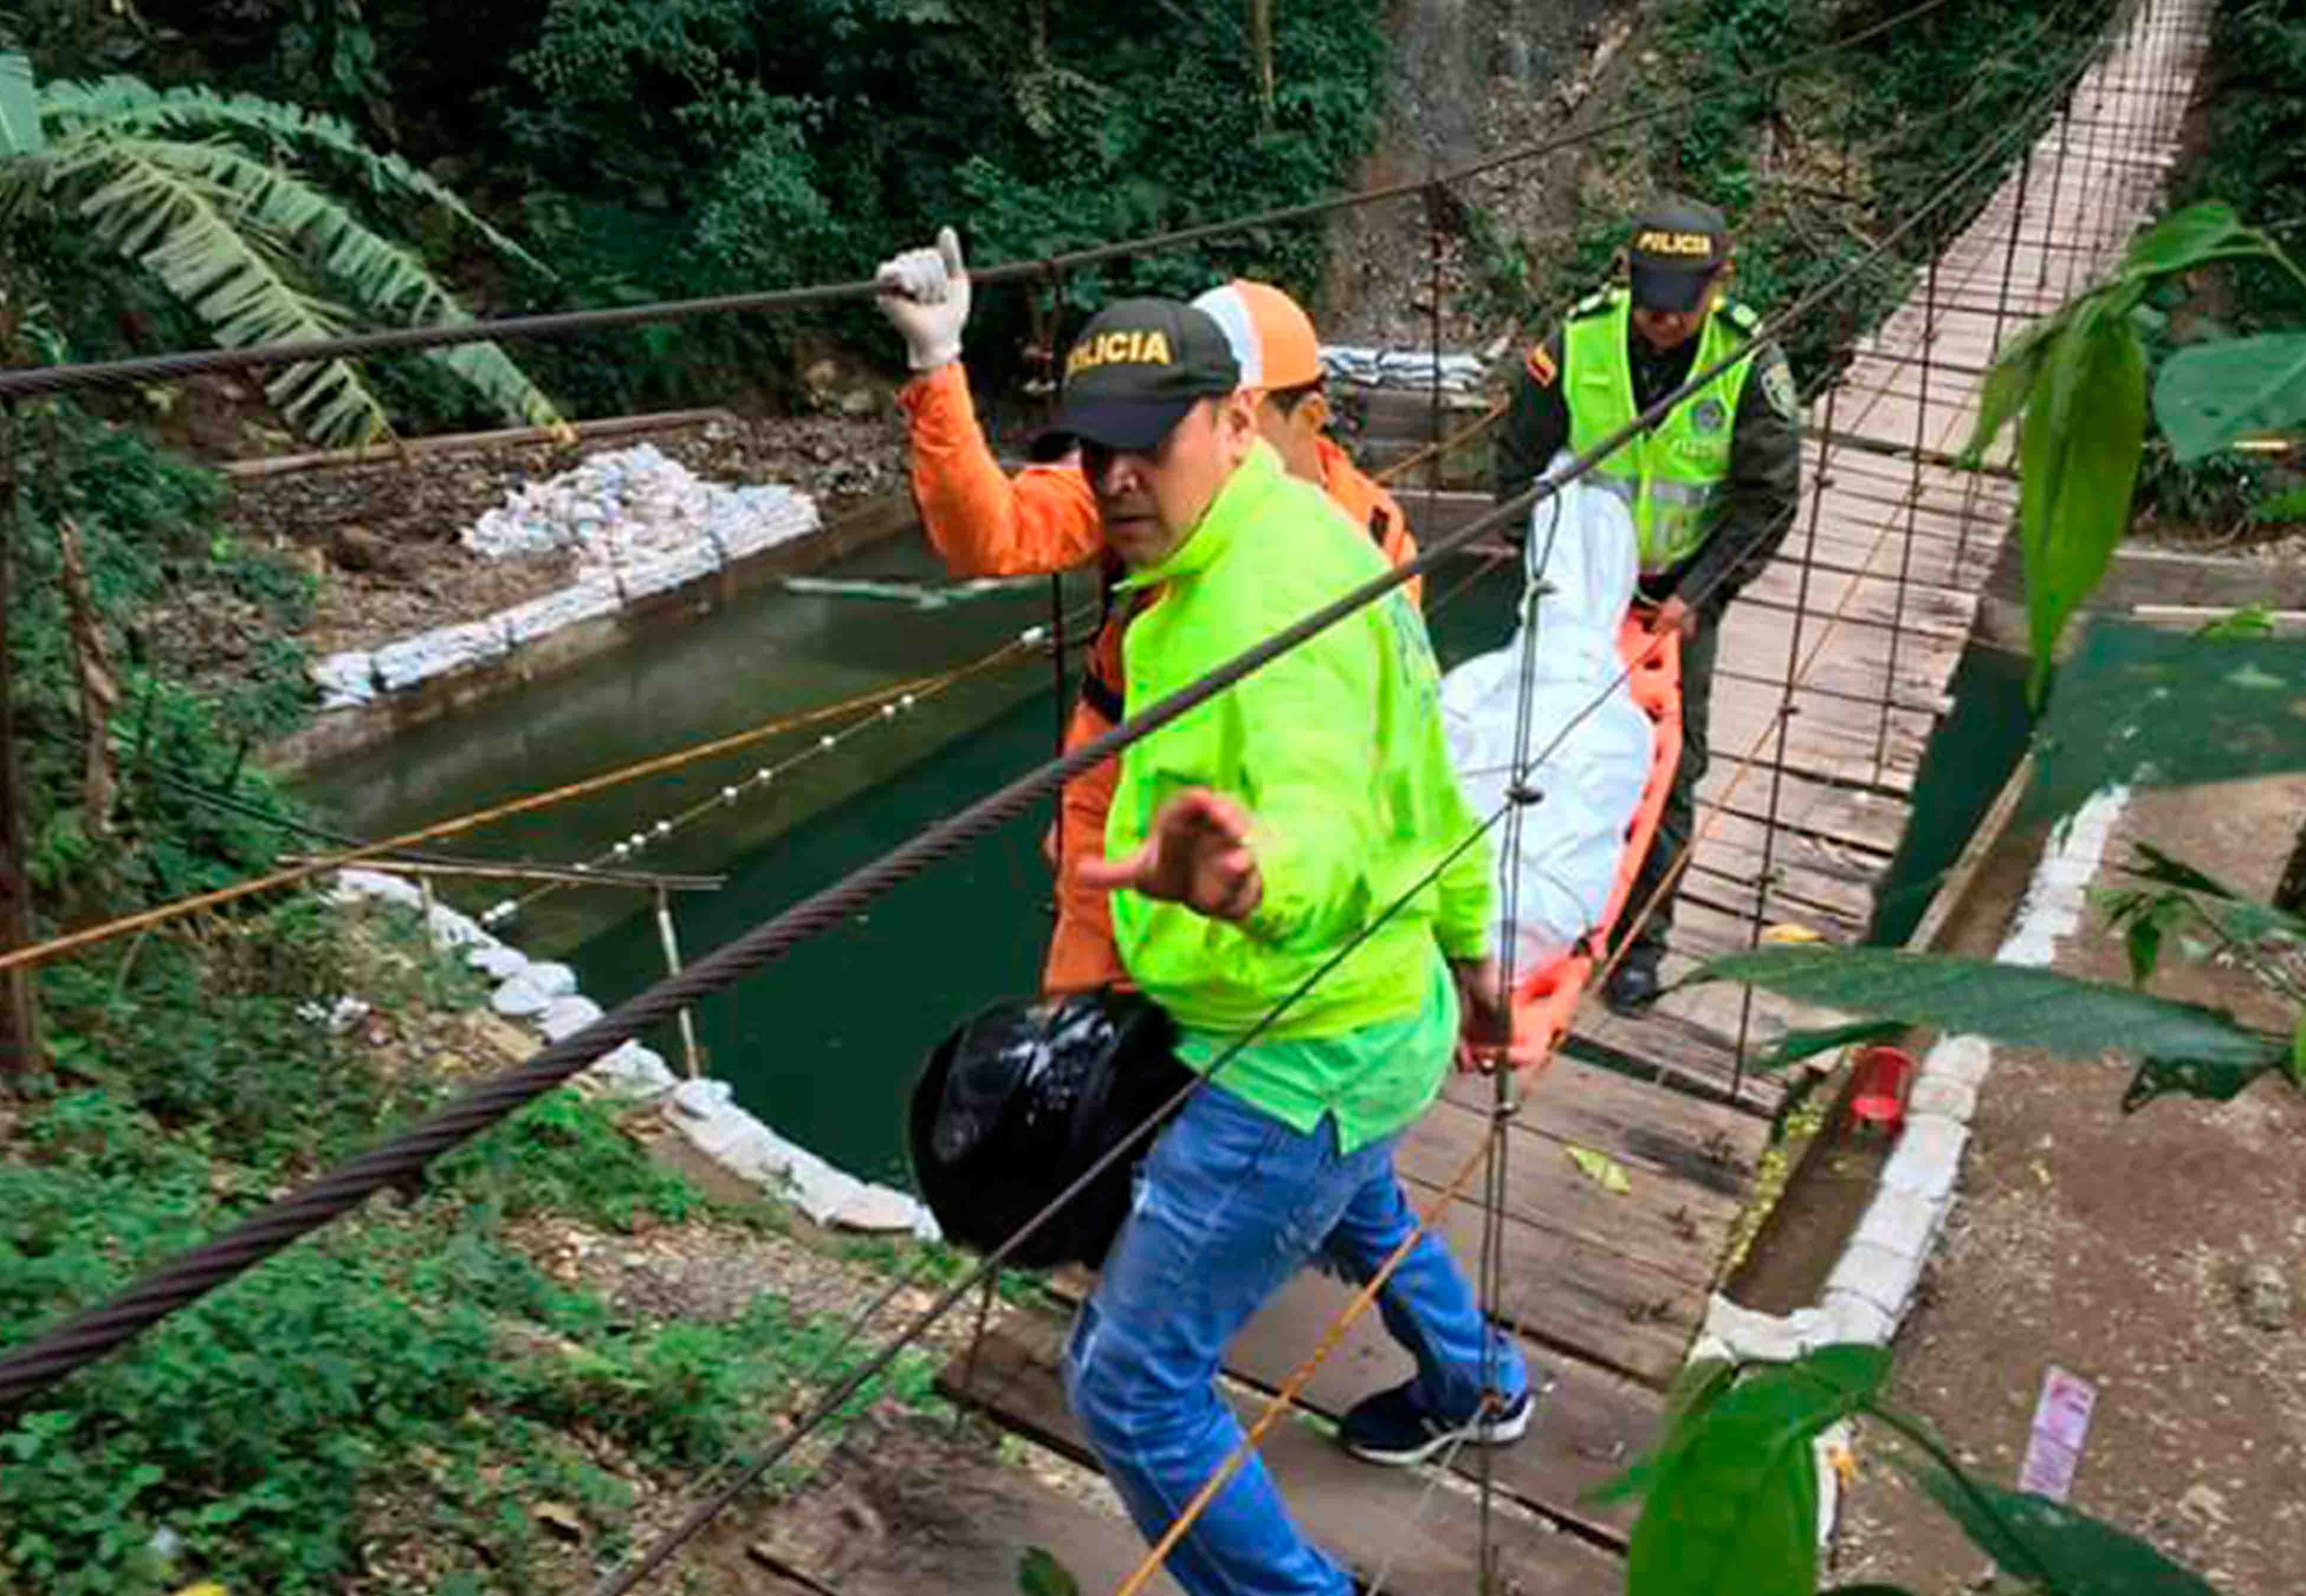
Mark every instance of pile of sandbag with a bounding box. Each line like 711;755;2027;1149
462;443;816;576
313;447;820;709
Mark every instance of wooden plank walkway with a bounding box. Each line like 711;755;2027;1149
932;5;2210;1593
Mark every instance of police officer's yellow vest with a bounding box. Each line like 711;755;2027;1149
1562;287;1763;573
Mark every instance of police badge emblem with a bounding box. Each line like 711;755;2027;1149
1692;397;1727;434
1761;358;1798;420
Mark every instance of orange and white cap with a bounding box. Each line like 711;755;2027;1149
1189;279;1323;392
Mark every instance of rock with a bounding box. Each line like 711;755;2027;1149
329;525;407;577
829;1183;930;1235
2239;1261;2292;1330
837;388;880;419
2180;1483;2230;1528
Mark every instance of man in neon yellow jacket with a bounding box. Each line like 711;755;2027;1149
1048;296;1533;1596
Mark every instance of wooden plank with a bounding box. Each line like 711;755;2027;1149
740;1420;1187;1596
953;1318;1627;1595
1443;1053;1766;1190
1223;1271;1663;1540
1737;561;1977;638
1699;684;1932;794
1714;604;1966;709
1394;1095;1742;1286
1696;763;1913;858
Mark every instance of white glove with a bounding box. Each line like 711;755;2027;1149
873;226;970;372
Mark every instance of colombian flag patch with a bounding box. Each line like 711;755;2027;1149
1524;342;1557;386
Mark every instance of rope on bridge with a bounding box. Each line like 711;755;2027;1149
0;6;2155;1592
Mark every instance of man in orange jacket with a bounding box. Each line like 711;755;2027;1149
876;228;1420;997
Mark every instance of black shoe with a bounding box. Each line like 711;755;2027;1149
1603;952;1664;1016
1337;1381;1534;1467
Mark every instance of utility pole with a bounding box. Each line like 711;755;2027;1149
0;396;41;1080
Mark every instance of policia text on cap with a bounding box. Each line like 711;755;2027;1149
1494;197;1802;1016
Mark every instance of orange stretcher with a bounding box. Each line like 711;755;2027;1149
1497;609;1683;1073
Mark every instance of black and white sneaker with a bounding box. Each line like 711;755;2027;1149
1337;1380;1536;1467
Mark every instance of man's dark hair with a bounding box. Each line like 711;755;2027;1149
1267;379;1324;416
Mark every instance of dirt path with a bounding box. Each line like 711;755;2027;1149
1832;773;2306;1594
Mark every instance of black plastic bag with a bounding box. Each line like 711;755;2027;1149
908;988;1193;1271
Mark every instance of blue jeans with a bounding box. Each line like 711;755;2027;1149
1061;1083;1528;1596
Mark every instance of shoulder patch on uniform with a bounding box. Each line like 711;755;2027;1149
1760;354;1798;420
1722;300;1761;336
1523;340;1558;385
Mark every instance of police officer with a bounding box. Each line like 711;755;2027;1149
1495;197;1802;1016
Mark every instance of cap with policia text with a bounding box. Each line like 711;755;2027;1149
1627;197;1730;313
1043;298;1241;453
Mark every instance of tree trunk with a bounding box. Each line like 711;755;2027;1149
0;401;41;1080
1249;0;1276;135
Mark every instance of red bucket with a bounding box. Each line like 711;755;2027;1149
1848;1044;1916;1136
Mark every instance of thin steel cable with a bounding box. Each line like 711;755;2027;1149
497;598;1103;921
591;782;1524;1596
0;637;1042;977
1099;72;2132;1591
0;0;1965;408
0;46;2093;1432
611;74;2109;1575
1472;472;1568;1576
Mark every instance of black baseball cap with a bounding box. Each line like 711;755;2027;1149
1042;299;1241;453
1627;197;1731;313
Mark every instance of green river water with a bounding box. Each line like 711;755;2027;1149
295;532;2028;1189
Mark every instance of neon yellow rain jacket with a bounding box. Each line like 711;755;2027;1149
1105;440;1494;1052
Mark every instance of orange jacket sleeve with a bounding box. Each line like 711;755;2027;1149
1316;437;1424;609
896;363;1101;579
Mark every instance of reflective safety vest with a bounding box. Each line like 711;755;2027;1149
1562;287;1762;574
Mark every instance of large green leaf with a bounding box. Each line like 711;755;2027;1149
1905;1459;2220;1594
2026;619;2306;820
1017;1548;1080;1596
2116;200;2263;280
35;74;550;278
2121;843;2306;946
2123;1055;2278;1111
63;137;393;445
53;129;559;443
1745;1018;1907;1075
1618;1347;1887;1596
2017;300;2149;700
2155;333;2306;463
0;50;41;158
1959;311;2061;468
1691;947;2279;1065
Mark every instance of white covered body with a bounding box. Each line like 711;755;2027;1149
1441;455;1654;972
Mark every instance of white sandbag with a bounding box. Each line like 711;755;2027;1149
1442;454;1653;970
312;650;378;709
494;574;623;646
373;618;511;691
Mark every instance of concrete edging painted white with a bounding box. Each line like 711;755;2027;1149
1684;784;2133;1540
326;867;937;1241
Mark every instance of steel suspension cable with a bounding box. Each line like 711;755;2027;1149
0;47;2087;1432
0;1;1962;408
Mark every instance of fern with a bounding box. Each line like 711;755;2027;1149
1;52;563;446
